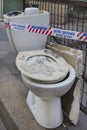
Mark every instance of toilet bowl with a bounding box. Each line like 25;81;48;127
16;49;75;129
3;6;76;129
4;8;50;52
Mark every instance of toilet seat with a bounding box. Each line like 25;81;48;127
16;49;69;83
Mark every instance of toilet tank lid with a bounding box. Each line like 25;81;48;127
16;49;69;83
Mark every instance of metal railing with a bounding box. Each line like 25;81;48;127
25;0;87;114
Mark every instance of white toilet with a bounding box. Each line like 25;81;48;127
4;8;75;129
16;49;75;129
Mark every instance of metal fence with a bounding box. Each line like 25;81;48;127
25;0;87;114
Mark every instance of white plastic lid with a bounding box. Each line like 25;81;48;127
16;49;69;83
24;7;39;15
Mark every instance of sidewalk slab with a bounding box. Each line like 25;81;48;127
0;119;6;130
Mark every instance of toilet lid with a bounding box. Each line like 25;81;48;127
16;49;69;83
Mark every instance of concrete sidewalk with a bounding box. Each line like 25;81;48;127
0;23;87;130
0;119;6;130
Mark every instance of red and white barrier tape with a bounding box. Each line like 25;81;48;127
5;22;87;42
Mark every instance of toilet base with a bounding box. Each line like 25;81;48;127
26;91;63;129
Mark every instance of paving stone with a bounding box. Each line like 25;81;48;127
0;119;6;130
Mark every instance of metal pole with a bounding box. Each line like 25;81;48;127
23;0;25;11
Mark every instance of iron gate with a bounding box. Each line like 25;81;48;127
25;0;87;114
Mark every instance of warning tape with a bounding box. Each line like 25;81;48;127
5;22;87;42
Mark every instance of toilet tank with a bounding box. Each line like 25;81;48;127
4;10;50;52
